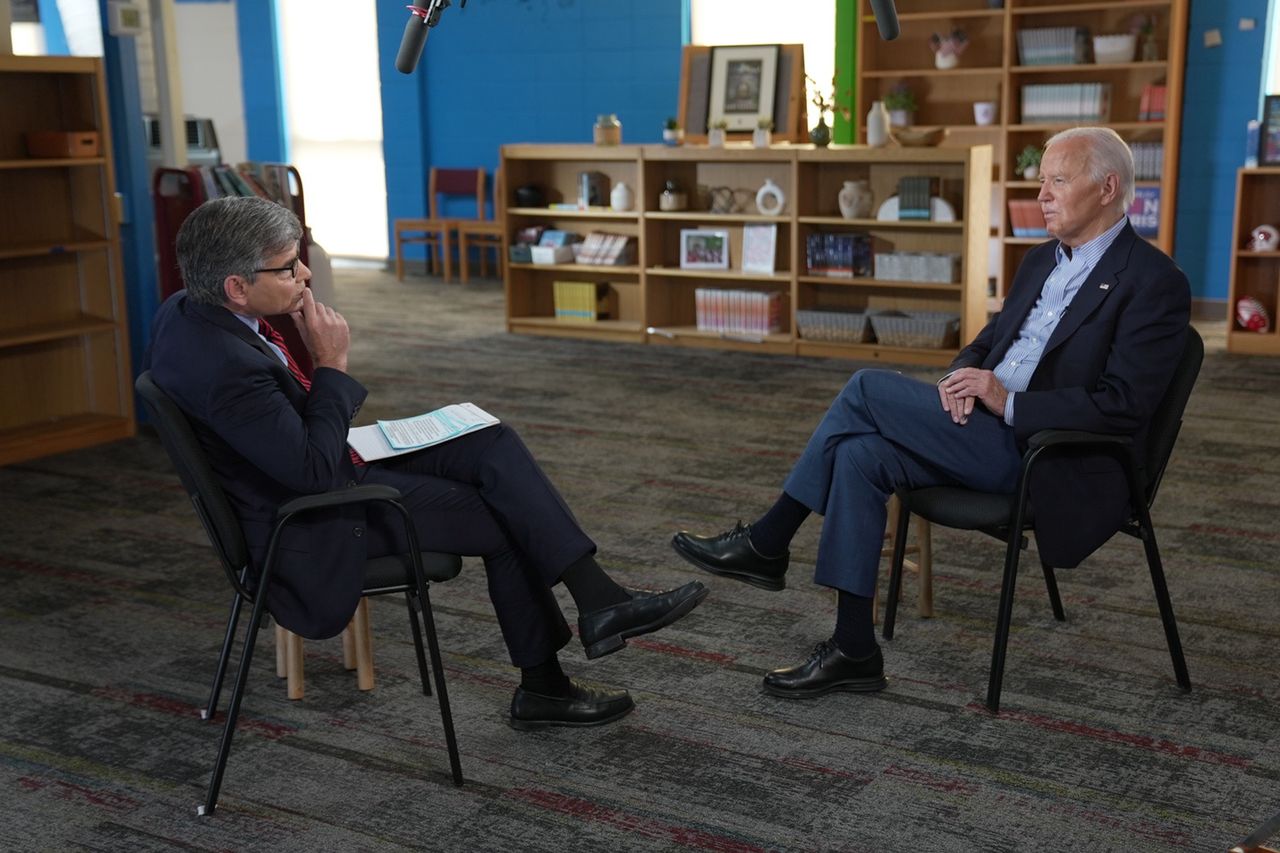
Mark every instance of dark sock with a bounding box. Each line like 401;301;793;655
749;492;810;557
834;590;877;659
519;655;572;697
560;553;632;613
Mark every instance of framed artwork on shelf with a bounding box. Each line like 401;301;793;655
741;224;778;273
680;229;730;270
1260;95;1280;166
707;44;780;132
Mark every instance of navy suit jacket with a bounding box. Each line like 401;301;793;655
950;221;1191;567
145;292;370;638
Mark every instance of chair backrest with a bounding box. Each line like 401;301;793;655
135;371;252;592
1142;326;1204;505
428;167;485;220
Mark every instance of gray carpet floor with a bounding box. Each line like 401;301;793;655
1;267;1277;852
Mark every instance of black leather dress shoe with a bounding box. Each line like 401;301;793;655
671;521;788;591
509;679;634;730
578;581;708;660
762;640;887;699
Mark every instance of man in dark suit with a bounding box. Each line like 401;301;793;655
673;127;1191;698
146;196;707;730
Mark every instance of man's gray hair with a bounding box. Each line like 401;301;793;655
1044;126;1136;210
176;196;303;306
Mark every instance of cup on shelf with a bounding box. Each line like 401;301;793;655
973;101;997;126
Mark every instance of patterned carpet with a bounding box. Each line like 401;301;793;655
1;267;1277;851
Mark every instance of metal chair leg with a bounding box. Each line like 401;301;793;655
198;588;271;816
882;497;912;641
986;528;1025;714
202;590;243;721
1040;560;1066;621
417;584;463;786
405;592;432;697
1137;510;1191;691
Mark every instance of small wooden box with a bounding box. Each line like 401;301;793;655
24;130;101;159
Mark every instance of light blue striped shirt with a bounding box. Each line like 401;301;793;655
995;214;1128;424
233;312;289;366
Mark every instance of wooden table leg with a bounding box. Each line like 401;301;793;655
275;623;288;679
285;630;305;700
352;597;375;691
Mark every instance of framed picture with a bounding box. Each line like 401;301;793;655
680;229;730;270
741;224;777;274
707;45;780;132
1260;95;1280;166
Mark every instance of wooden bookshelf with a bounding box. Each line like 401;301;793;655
1226;168;1280;356
501;143;992;367
0;56;135;465
856;0;1188;305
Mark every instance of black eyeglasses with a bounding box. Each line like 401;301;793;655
254;255;301;278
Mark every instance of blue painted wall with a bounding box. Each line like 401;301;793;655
234;0;289;162
377;0;684;231
1174;0;1271;301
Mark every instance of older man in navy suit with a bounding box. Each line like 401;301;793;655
147;196;706;730
673;126;1191;698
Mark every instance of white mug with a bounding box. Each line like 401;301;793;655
973;101;997;126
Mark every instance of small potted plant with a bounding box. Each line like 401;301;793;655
753;117;774;148
1016;144;1043;180
883;84;917;128
806;73;852;147
929;28;969;70
663;117;684;147
708;119;729;148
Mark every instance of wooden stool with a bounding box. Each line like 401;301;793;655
873;494;933;623
274;597;375;700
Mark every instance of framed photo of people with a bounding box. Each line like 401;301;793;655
707;44;780;132
1261;95;1280;166
680;229;730;270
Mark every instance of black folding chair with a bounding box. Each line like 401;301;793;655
136;371;465;815
883;327;1203;713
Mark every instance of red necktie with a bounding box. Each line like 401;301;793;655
258;317;364;467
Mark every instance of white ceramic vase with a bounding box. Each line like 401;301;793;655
755;179;786;216
838;180;873;220
708;128;726;147
866;101;890;148
752;128;771;148
610;181;634;211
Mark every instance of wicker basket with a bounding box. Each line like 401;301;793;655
796;309;872;343
869;311;960;349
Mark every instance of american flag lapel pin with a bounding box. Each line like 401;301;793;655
1099;282;1111;290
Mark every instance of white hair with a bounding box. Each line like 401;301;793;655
1043;126;1136;210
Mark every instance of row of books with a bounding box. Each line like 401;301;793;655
1007;200;1048;238
1021;83;1112;123
873;252;960;284
1017;27;1089;66
805;232;873;278
552;281;615;322
694;288;783;337
897;176;934;221
1131;142;1164;181
189;162;298;211
509;227;635;266
1138;84;1168;122
576;231;636;265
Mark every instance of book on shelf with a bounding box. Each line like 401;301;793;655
694;288;783;337
1127;187;1160;237
1130;142;1165;180
1020;83;1111;123
576;231;635;266
347;403;499;461
1017;27;1090;66
1138;83;1167;121
741;224;778;274
553;281;615;321
897;176;934;221
1007;199;1048;238
805;232;872;277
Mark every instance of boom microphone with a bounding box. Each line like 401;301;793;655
868;0;900;41
395;0;466;75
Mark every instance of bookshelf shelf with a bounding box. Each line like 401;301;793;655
502;144;991;366
1227;168;1280;357
0;157;107;170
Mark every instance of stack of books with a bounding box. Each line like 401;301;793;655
553;281;614;322
1131;142;1164;180
897;176;934;221
1138;84;1167;121
1020;83;1112;123
1007;200;1049;238
576;232;635;265
805;232;872;278
694;288;783;337
1016;27;1090;66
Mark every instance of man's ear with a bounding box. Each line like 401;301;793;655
223;274;251;307
1099;173;1121;208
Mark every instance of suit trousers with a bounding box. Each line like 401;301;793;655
357;423;595;668
783;369;1022;597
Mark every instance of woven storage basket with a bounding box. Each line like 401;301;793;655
869;311;960;349
795;309;872;343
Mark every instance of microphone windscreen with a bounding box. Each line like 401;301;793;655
395;15;430;74
867;0;901;41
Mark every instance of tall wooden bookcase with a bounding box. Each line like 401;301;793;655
855;0;1188;306
501;143;991;367
1226;168;1280;357
0;56;135;465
